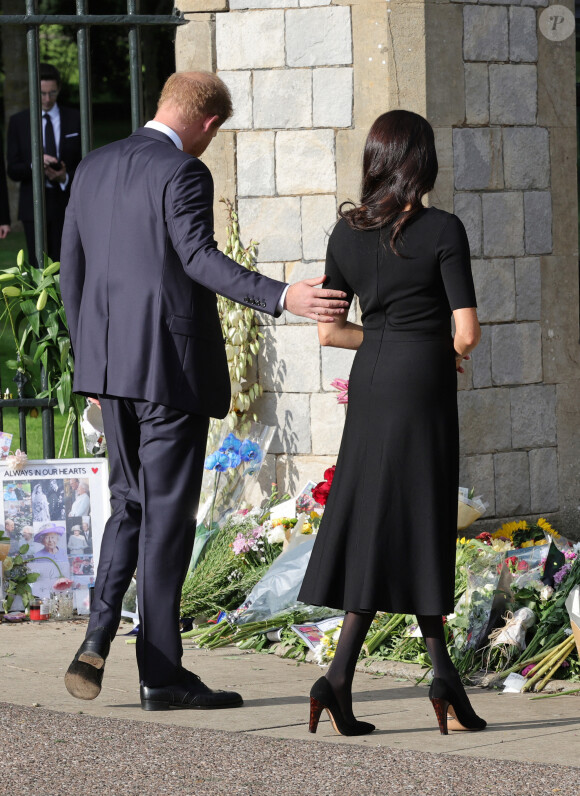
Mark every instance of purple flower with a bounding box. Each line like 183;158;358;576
554;563;571;586
232;533;251;555
240;439;263;463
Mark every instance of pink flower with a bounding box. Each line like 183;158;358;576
53;577;74;591
517;560;529;572
232;534;251;555
521;664;535;677
330;378;349;404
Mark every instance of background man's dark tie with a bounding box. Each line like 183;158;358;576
44;113;57;159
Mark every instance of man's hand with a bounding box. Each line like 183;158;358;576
0;225;10;239
284;277;349;323
44;155;67;184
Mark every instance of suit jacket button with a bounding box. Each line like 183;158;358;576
260;301;266;308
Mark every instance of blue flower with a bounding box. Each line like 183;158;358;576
204;451;230;471
227;451;242;469
220;433;242;454
240;439;263;463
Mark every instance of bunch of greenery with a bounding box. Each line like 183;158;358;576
1;540;41;612
0;251;84;455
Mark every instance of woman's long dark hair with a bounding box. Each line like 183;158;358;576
339;110;438;256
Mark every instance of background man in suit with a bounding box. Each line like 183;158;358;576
0;143;10;238
60;71;349;711
7;63;81;263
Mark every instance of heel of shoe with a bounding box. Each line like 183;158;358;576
309;696;324;733
78;651;105;669
430;697;449;735
141;698;171;711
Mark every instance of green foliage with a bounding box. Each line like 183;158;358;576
0;250;84;428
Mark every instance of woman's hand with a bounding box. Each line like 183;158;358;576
452;307;480;372
455;352;470;374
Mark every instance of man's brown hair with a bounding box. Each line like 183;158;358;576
158;71;233;125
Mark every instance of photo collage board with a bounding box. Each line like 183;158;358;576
1;458;110;614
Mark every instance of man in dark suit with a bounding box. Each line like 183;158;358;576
0;142;10;239
60;71;348;711
7;63;81;263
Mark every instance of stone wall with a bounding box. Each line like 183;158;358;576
176;0;580;537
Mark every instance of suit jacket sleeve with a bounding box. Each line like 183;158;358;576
6;114;32;183
59;192;85;356
165;158;287;317
0;145;10;226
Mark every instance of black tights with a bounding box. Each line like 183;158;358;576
325;611;463;721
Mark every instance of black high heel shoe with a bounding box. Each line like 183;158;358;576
429;677;487;735
309;676;375;737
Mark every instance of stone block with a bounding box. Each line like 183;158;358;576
237;131;275;197
494;452;531;516
489;64;537;125
515;257;541;321
219;71;252;131
529;448;559;513
255;263;286;327
301;195;337;261
238;197;302;262
482;193;524;257
200;132;236;250
464;63;489;125
321;345;356;390
459;454;495;516
453;128;503;191
542;256;580;386
503;127;549;190
177;0;226;9
556;381;580;512
470;325;490;389
538;22;576;129
230;0;297;7
253;391;311;454
276;130;336;195
350;3;392;128
313;68;353;128
511;384;557;448
175;14;214;72
311;393;347;455
300;0;331;5
520;0;548;7
463;6;508;62
454;193;482;257
275;454;337;497
336;128;365;208
285;260;325;284
286;7;352;67
457;362;473;392
457;389;511;455
549;127;578;259
425;1;465;127
216;10;284;70
509;6;538;63
253;70;312;129
524;191;552;255
491;323;542;386
258;325;321;393
471;259;516;323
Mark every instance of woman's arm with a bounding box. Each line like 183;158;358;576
452;307;480;373
318;312;363;350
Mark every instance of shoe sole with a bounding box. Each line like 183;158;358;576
64;660;104;700
141;698;244;711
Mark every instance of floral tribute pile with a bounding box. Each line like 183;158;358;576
181;473;580;691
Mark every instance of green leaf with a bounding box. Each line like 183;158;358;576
3;556;13;571
33;340;51;363
19;543;30;555
20;299;40;335
4;359;18;370
27;572;41;583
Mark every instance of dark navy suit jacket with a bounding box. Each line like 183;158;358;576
6;106;82;222
60;127;286;418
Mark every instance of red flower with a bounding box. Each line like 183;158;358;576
53;577;74;591
476;532;492;545
312;466;336;506
517;560;529;572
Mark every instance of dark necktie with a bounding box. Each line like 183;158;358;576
43;113;57;158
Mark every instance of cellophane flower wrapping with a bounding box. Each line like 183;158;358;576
190;421;275;571
457;487;486;531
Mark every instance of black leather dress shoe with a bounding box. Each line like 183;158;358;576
140;672;243;711
64;626;111;700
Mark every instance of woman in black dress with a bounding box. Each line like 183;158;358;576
298;110;484;737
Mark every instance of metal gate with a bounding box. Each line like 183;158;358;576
0;1;186;457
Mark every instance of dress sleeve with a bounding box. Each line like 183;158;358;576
436;214;477;310
324;226;355;304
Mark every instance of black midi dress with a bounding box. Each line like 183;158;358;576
298;207;477;616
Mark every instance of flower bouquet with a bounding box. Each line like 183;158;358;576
190;421;274;571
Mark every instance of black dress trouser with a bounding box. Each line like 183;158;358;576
88;397;209;687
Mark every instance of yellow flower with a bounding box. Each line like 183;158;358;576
537;517;560;539
301;522;313;535
459;537;467;545
521;541;534;548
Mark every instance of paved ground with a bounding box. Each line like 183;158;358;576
1;620;579;795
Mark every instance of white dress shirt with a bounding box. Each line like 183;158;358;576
144;120;289;313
